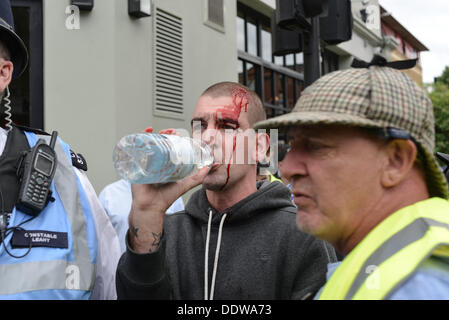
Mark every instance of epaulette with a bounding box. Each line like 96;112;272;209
70;151;88;171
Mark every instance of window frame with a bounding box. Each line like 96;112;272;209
237;2;304;119
204;0;225;33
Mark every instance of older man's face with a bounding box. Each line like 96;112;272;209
280;125;386;244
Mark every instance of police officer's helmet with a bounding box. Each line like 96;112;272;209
0;0;28;79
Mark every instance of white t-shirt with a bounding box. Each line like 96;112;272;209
0;127;121;299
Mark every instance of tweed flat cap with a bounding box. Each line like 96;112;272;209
254;66;449;199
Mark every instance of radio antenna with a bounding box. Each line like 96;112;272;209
49;131;58;149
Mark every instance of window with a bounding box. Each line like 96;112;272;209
238;59;244;84
295;53;304;73
247;62;256;91
246;16;258;56
236;15;245;51
261;25;271;61
263;68;273;104
204;0;225;33
236;3;304;120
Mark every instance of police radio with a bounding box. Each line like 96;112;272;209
16;131;58;216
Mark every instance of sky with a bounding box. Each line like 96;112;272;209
378;0;449;83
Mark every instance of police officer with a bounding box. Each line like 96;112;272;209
0;0;120;299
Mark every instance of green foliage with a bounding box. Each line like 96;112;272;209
436;66;449;86
429;77;449;156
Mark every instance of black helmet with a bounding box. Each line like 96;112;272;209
0;0;28;79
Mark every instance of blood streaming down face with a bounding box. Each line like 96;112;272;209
213;87;250;189
214;87;249;126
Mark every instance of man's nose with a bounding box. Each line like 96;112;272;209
280;149;307;182
202;127;218;146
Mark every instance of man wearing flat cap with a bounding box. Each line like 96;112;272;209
254;56;449;299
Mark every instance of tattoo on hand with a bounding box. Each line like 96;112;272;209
130;225;161;252
149;232;162;253
132;226;139;238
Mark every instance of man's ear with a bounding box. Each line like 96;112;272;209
381;139;418;188
0;60;13;93
254;132;270;164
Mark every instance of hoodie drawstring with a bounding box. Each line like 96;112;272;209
204;209;228;300
204;210;213;300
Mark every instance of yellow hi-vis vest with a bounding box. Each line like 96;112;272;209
269;174;282;183
319;197;449;300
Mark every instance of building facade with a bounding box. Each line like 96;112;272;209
380;5;428;86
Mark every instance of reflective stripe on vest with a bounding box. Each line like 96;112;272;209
269;174;282;183
319;197;449;300
0;132;96;298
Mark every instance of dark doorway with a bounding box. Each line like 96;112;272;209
1;0;43;129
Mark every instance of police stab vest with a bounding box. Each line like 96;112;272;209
319;197;449;300
0;127;97;299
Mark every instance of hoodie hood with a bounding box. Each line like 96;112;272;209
185;180;295;225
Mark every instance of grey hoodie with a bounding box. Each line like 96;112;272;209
116;181;337;300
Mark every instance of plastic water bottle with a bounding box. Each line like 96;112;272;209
112;133;213;184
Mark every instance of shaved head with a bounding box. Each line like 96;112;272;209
201;82;266;127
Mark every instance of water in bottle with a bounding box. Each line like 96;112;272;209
112;133;213;184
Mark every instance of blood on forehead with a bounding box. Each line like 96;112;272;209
214;87;250;190
214;87;250;127
231;87;249;112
